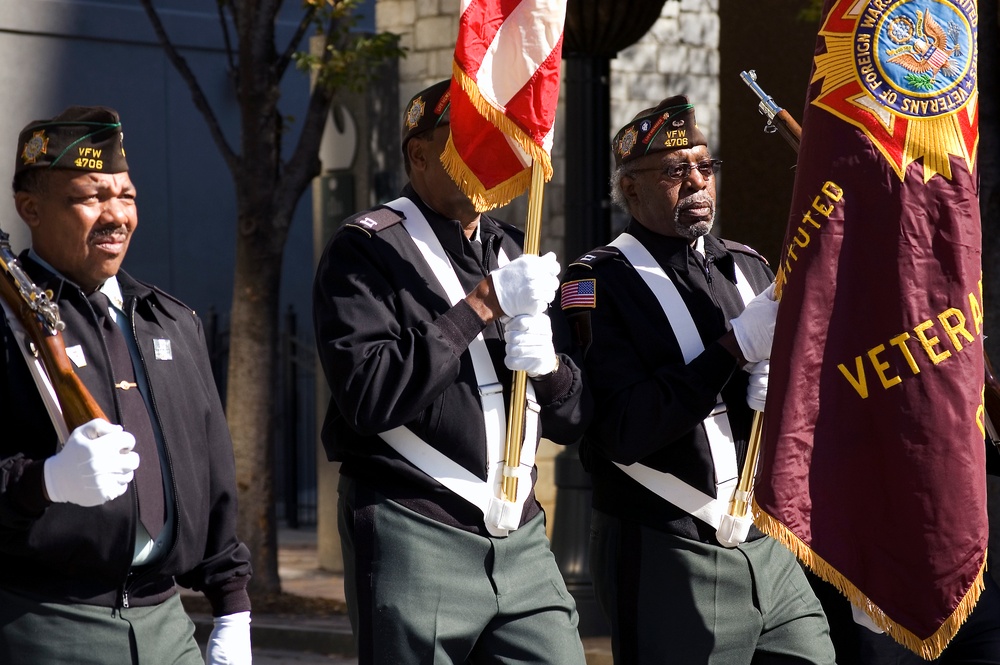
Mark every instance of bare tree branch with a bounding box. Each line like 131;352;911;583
275;16;342;226
217;0;237;74
255;0;283;53
276;6;320;80
239;0;281;85
139;0;240;173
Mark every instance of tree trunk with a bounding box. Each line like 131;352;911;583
139;0;387;600
227;224;284;595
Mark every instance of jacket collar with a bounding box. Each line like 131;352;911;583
623;219;737;281
403;184;507;257
19;250;164;317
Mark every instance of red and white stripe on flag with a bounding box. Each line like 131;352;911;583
441;0;566;212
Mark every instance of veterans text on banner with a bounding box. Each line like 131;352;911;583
442;0;566;211
752;0;985;659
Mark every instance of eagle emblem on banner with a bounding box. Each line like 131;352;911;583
810;0;977;181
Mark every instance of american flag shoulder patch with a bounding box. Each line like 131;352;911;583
561;279;597;309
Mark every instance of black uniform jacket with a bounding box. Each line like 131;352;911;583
0;256;251;616
562;221;773;542
313;187;589;534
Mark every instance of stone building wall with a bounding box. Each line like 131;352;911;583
607;0;720;235
611;0;720;156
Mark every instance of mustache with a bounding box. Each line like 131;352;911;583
675;192;715;212
90;224;128;239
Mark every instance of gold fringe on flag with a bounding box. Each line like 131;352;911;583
440;62;555;212
752;498;986;661
440;133;532;212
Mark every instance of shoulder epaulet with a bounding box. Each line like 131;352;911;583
567;246;621;270
342;206;405;237
142;282;195;319
720;238;769;266
561;247;619;311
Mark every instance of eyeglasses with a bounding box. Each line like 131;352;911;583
630;159;723;181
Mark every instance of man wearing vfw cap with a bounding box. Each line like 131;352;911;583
560;96;837;663
313;79;589;663
0;106;252;664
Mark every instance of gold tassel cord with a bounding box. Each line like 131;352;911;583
753;502;986;661
440;133;532;212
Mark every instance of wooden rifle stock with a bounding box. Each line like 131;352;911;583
0;233;107;432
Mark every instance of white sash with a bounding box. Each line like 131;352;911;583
0;298;70;443
378;197;539;537
608;232;755;545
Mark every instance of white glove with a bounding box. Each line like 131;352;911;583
746;360;769;412
490;252;560;317
730;283;778;363
206;611;252;665
43;418;139;506
504;312;558;377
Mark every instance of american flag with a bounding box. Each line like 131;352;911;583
560;279;596;309
441;0;566;211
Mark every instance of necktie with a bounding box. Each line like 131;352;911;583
87;291;165;538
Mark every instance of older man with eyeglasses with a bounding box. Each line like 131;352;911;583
558;96;837;664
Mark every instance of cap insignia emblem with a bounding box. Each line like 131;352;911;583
618;127;639;158
406;96;426;130
21;130;49;165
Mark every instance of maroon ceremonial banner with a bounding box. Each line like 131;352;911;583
752;0;986;658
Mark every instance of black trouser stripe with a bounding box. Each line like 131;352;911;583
618;519;642;664
353;485;378;665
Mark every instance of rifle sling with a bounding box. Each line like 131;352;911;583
0;298;70;443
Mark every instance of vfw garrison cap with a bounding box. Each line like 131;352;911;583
15;105;128;176
401;79;452;153
612;95;707;168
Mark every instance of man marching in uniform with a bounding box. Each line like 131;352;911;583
313;80;589;664
0;106;251;664
560;96;837;664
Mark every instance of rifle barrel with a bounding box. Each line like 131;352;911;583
740;69;802;153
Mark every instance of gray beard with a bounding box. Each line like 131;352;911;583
674;217;714;240
673;195;716;239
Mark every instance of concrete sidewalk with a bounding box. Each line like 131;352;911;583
185;526;613;664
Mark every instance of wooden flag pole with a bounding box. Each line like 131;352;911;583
728;277;784;520
729;71;801;521
729;411;764;518
501;159;546;502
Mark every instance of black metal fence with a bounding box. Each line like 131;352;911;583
204;306;318;527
